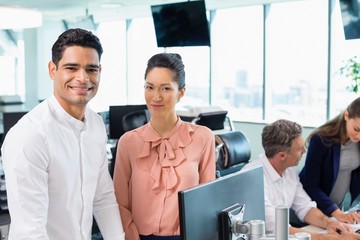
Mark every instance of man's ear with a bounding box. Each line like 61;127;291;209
278;151;286;161
48;61;56;80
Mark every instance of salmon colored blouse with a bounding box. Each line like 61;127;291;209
113;119;216;240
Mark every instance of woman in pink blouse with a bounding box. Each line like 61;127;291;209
113;53;216;240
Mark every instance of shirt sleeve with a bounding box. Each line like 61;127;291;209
2;128;50;239
263;177;280;235
291;176;317;222
93;143;125;240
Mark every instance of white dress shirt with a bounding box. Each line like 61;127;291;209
242;154;316;234
1;95;125;240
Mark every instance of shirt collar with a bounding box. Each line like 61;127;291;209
48;95;87;134
260;154;282;183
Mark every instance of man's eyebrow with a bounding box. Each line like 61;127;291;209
87;64;100;68
61;63;79;67
61;63;100;68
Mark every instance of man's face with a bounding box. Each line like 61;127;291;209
48;46;101;114
284;136;306;168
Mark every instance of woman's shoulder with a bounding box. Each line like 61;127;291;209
180;120;213;135
118;124;147;141
309;134;336;146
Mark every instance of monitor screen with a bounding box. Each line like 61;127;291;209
193;111;228;130
1;111;27;152
340;0;360;40
108;104;148;139
178;166;265;240
151;0;211;47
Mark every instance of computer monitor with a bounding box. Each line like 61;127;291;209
178;166;265;240
108;104;148;139
340;0;360;40
151;0;211;47
1;111;27;153
192;111;228;131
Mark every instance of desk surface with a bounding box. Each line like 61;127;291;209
302;222;360;233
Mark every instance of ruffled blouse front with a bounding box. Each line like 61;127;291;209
136;119;194;192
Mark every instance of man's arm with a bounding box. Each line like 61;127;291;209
93;146;125;240
2;130;50;238
303;207;353;234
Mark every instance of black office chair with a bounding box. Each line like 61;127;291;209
121;109;151;132
215;130;251;178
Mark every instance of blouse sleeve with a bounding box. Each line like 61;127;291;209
198;127;216;183
113;134;140;240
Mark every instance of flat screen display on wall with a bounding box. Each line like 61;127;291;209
151;0;211;47
340;0;360;40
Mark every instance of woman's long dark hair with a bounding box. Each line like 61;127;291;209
307;97;360;145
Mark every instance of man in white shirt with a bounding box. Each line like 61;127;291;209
242;119;359;240
1;28;125;239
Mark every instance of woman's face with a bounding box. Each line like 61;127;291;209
144;67;185;119
344;111;360;142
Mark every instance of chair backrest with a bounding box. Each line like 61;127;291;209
121;109;151;132
215;130;251;178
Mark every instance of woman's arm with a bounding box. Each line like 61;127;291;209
198;127;216;183
300;135;339;216
113;135;140;240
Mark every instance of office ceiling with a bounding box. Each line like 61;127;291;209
0;0;295;22
0;0;239;22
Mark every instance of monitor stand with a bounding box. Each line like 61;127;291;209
220;203;249;240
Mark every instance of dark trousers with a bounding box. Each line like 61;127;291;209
140;235;180;240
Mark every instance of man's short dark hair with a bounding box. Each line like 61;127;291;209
51;28;103;68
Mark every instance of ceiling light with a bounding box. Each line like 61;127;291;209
0;6;42;30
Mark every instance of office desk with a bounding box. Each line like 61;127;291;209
302;222;360;234
301;224;327;234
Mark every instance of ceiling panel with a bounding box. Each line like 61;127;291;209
0;0;300;22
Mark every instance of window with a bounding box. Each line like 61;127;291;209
127;17;159;104
330;0;360;118
90;21;127;112
166;46;210;107
211;6;264;121
0;30;24;98
265;0;328;126
2;0;359;128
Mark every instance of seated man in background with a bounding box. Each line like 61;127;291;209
241;119;359;240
